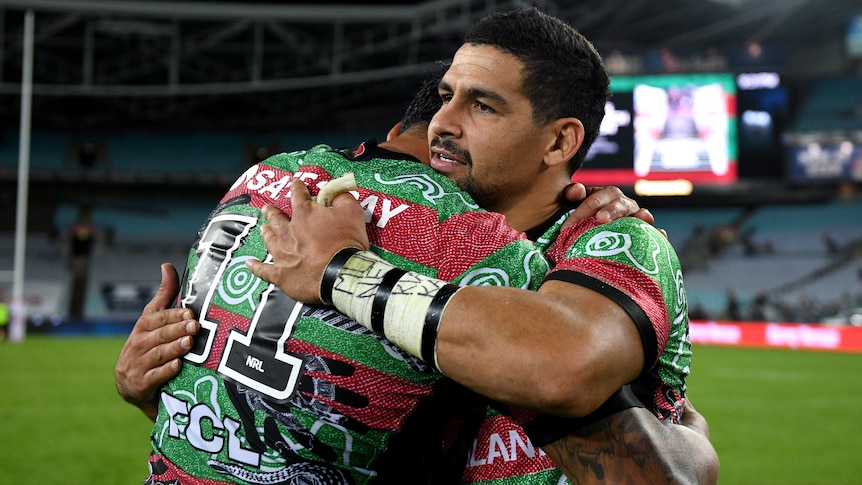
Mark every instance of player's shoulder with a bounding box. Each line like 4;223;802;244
264;144;347;166
551;216;676;262
574;217;668;244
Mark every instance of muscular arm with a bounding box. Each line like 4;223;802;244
435;280;643;417
247;180;645;417
113;167;647;420
542;401;719;485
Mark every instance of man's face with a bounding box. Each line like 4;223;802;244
428;44;557;213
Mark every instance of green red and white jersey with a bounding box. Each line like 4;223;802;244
460;214;691;485
146;141;550;485
544;216;691;422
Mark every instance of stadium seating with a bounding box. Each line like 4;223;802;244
665;199;862;321
793;75;862;133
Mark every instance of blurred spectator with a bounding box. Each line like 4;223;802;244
67;206;98;319
0;287;8;342
722;288;742;321
823;232;841;255
67;141;109;170
688;302;710;320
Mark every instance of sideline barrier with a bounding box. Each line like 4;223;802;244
690;320;862;353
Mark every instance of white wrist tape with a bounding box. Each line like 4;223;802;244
320;248;461;369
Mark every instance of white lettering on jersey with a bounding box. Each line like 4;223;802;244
230;165;259;191
466;430;545;467
187;403;223;453
224;417;261;467
229;165;319;201
245;355;265;372
358;195;409;228
231;165;411;227
487;433;509;463
258;175;291;199
229;165;293;199
159;391;262;467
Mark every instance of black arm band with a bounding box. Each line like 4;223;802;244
421;283;461;367
371;268;407;333
320;247;363;306
521;385;645;447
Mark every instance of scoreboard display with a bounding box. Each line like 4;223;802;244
576;72;739;187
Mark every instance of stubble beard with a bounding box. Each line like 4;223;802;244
453;168;509;214
430;137;507;212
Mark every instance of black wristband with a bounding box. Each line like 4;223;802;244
371;268;407;333
421;283;460;367
320;247;363;306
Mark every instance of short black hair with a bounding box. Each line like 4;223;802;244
465;8;610;174
400;63;448;131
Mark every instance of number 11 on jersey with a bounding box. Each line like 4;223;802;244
181;212;305;403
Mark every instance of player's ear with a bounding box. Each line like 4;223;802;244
386;122;404;141
544;117;583;169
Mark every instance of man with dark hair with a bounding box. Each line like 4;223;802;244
247;8;715;484
118;8;709;483
118;63;659;483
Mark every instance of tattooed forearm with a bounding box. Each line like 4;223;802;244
541;407;718;485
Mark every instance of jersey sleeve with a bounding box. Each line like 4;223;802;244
543;216;691;422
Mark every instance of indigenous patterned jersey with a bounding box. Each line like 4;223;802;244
545;216;691;422
147;141;550;485
460;212;691;485
461;407;567;485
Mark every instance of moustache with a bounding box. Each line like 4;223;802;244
430;137;472;167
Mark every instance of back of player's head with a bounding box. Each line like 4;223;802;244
400;63;447;131
465;8;610;174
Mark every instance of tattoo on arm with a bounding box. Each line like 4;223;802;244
543;408;710;485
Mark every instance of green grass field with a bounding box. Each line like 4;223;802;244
0;336;153;484
687;344;862;485
1;336;861;484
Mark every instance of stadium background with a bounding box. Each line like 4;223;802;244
0;0;861;483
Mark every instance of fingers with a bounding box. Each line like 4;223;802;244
145;357;184;390
563;185;617;226
155;317;199;351
259;220;277;248
141;263;180;316
632;208;656;225
124;317;198;382
261;203;290;227
128;313;198;368
142;334;191;387
146;327;195;376
593;194;640;224
564;186;646;228
246;258;273;284
330;189;360;210
289;178;313;209
562;182;588;204
680;398;711;440
259;204;292;252
116;310;198;421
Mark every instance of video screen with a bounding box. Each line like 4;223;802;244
577;73;738;186
735;72;788;179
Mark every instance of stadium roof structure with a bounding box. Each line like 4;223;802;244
0;0;858;133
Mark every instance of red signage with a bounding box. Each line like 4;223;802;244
690;321;862;353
